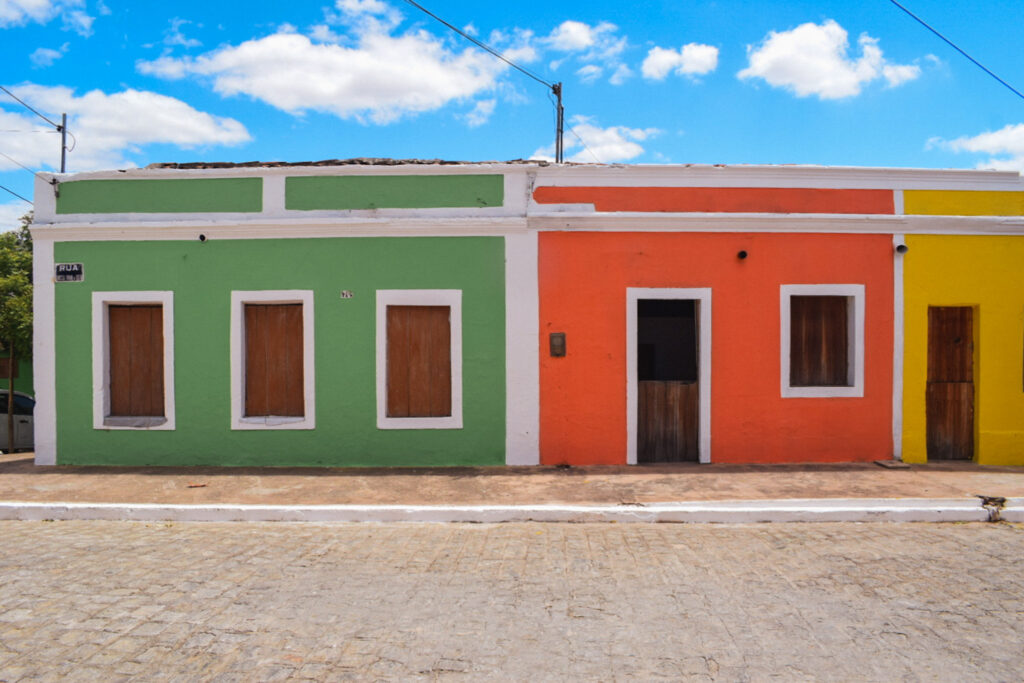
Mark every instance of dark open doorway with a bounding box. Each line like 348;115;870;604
637;299;699;463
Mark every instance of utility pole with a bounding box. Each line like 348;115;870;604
59;113;67;173
553;83;564;163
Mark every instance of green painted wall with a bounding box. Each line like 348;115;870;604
56;178;263;214
54;237;506;467
286;175;504;210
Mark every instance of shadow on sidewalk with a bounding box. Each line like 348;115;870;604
4;452;1023;480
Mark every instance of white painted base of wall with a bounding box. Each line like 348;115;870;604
0;497;1015;524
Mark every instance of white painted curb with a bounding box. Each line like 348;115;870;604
0;498;997;523
1002;497;1024;522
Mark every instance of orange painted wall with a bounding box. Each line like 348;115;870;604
539;232;894;465
533;186;895;214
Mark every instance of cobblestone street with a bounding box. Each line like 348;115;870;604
1;521;1022;681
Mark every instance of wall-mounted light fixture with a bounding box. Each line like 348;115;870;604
198;234;207;243
737;250;748;260
895;243;908;254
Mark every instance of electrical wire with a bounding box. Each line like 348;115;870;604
0;183;31;204
0;150;49;180
0;85;62;129
889;0;1024;102
400;0;553;89
567;125;602;163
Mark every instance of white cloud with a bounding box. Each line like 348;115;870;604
532;115;659;163
882;63;920;87
545;20;626;65
61;7;90;35
137;55;188;79
542;20;629;84
576;64;602;84
136;29;509;124
30;43;67;67
548;20;601;51
0;201;31;229
325;0;401;33
738;20;920;99
609;64;632;85
642;43;718;80
463;98;495;127
164;17;201;49
936;123;1024;171
0;84;250;171
1;0;72;26
0;0;94;34
309;24;344;43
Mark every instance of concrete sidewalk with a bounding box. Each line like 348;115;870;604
2;452;1023;522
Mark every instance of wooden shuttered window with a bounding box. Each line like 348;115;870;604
109;305;165;417
789;295;850;387
386;305;452;418
244;303;304;417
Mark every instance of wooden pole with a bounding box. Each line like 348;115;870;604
6;345;14;455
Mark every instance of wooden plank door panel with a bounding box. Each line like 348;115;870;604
638;380;698;463
926;306;974;460
926;383;974;460
928;307;973;382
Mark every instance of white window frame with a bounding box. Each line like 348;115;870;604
626;287;712;465
92;291;176;430
376;289;463;430
780;284;865;398
230;290;316;430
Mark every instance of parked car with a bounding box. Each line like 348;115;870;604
0;390;34;452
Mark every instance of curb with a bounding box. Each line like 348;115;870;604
1;497;1021;523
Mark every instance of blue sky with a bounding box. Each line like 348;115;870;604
2;0;1023;224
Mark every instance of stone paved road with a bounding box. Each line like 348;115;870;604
0;522;1022;682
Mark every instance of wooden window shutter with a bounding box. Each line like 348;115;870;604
790;295;849;387
244;303;304;417
109;305;165;417
386;305;452;418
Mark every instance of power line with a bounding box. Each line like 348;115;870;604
0;85;61;128
0;183;31;204
0;149;46;178
400;0;552;89
889;0;1024;102
0;86;70;171
399;0;565;162
567;125;601;163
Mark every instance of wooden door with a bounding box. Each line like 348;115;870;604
926;306;974;460
637;299;699;463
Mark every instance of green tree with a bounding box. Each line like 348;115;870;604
0;212;32;454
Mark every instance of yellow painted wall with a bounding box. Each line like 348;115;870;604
904;190;1024;216
903;235;1024;465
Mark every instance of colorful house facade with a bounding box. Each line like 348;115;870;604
30;161;1024;467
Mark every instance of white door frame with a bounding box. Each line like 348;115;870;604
626;287;712;464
